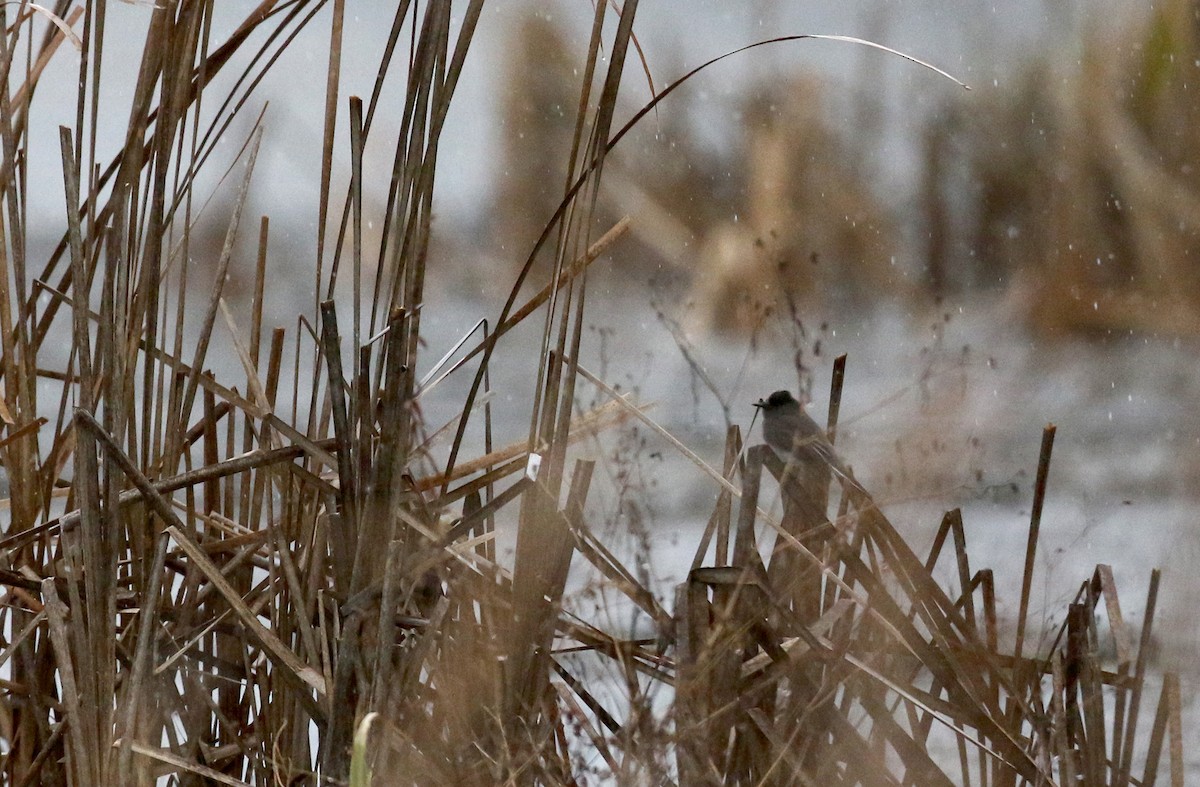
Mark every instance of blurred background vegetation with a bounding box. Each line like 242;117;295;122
480;0;1200;337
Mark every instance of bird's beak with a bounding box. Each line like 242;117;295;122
753;399;765;408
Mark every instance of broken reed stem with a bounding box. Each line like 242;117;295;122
827;352;847;440
1015;423;1056;660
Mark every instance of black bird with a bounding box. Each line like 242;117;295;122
754;390;862;493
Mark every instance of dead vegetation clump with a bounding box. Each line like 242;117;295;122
684;76;903;335
0;2;1185;785
923;0;1200;336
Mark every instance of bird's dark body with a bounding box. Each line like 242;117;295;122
754;390;843;473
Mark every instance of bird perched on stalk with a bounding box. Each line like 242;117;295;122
754;390;861;494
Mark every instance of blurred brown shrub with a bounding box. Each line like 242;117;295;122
495;3;1200;339
684;76;901;334
924;1;1200;336
492;13;900;334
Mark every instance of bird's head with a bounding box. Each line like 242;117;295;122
753;390;801;411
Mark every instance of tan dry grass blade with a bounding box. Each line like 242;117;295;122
428;216;629;395
121;740;254;787
415;395;638;493
170;127;264;463
20;5;82;52
316;0;345;300
41;578;92;783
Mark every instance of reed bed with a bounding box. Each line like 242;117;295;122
0;1;1183;785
